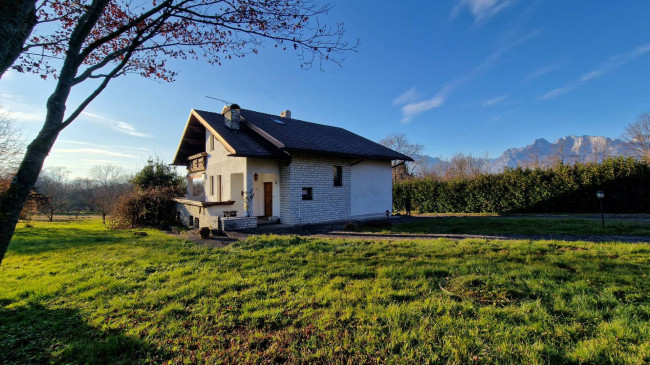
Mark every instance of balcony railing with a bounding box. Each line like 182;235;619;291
187;152;207;172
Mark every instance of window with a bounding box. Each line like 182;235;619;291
333;166;342;186
217;175;222;201
302;187;313;200
210;175;214;195
209;135;214;151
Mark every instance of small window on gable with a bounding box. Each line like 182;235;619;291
209;135;215;151
302;187;313;200
333;166;342;186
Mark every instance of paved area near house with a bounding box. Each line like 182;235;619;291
173;214;650;245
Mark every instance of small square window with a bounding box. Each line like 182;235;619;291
302;187;313;200
333;166;342;186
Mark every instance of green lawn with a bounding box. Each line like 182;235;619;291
371;217;650;235
1;220;649;364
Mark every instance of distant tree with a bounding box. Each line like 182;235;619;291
623;112;650;163
71;177;99;212
444;153;490;180
592;137;612;163
0;112;25;177
131;157;184;194
379;133;425;179
91;164;130;223
521;144;545;169
35;167;70;221
548;138;576;166
0;0;356;265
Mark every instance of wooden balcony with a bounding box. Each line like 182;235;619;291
187;152;207;172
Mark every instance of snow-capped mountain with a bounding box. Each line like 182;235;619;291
418;136;629;173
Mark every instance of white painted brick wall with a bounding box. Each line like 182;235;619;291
175;202;221;228
280;154;351;225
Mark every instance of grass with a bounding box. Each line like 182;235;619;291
370;217;650;235
0;220;649;364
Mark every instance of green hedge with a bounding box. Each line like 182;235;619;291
394;157;650;214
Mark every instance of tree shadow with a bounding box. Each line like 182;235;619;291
0;303;167;364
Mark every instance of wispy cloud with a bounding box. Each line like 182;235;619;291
59;139;94;146
482;94;508;106
393;87;419;105
0;92;24;102
396;86;453;123
540;43;650;100
394;30;538;123
81;111;152;138
80;159;124;165
451;0;515;24
0;106;45;123
53;148;137;158
525;62;564;81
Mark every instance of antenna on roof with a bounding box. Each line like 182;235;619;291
205;96;234;105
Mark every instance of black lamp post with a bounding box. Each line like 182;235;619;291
596;190;605;228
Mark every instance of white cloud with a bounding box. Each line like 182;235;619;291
0;92;24;102
525;63;564;81
393;87;419;105
394;30;538;123
452;0;515;24
59;139;94;146
80;159;124;165
53;148;137;158
540;42;650;100
0;107;45;123
482;94;508;106
399;85;453;124
81;111;152;138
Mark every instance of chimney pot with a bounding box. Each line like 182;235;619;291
281;109;291;118
222;103;241;130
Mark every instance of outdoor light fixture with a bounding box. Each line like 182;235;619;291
385;210;390;219
596;190;605;228
254;173;259;181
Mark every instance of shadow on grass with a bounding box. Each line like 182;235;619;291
0;303;167;364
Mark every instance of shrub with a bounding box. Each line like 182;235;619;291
110;187;178;228
395;157;650;214
343;222;358;231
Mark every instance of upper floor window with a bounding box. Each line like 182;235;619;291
209;135;215;151
333;166;342;186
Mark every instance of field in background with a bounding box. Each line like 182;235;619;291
1;220;649;363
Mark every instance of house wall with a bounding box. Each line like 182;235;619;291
279;153;351;225
350;159;393;217
176;202;221;228
203;130;248;216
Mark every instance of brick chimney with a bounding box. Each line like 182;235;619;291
222;103;241;130
281;109;291;118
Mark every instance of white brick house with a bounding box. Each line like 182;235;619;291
171;104;412;230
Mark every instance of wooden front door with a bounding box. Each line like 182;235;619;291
264;182;273;217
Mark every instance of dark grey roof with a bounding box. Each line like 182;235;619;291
194;110;285;158
240;109;413;161
174;108;413;164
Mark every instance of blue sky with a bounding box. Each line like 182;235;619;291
2;0;650;177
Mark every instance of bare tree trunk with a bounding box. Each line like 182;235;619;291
0;0;37;78
0;115;62;263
